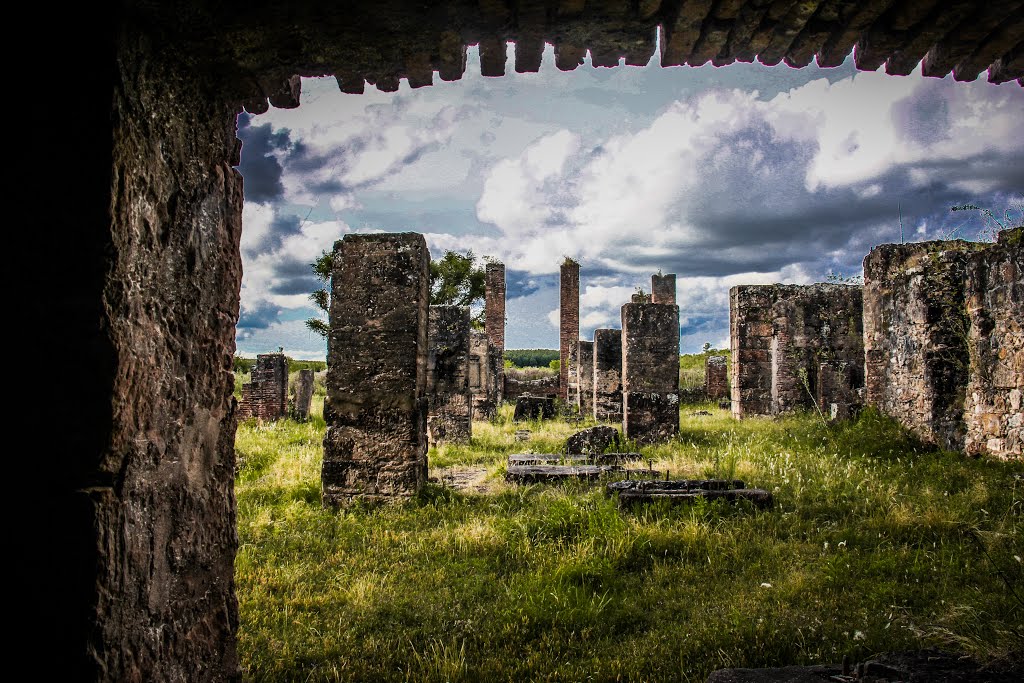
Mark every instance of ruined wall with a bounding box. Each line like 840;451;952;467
622;303;680;443
322;233;429;504
237;353;288;420
485;262;505;402
503;374;560;400
578;340;595;417
469;330;497;419
651;273;676;305
965;228;1023;458
427;305;472;445
292;368;315;421
560;259;580;402
705;355;729;400
594;329;623;422
864;240;987;451
730;284;863;420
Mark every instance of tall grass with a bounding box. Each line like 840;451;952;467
235;403;1023;681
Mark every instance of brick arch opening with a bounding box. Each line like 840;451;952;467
56;2;1021;679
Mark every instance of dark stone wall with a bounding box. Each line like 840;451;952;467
651;273;676;305
427;305;472;445
237;353;288;420
622;303;680;443
292;368;315;421
864;240;986;451
594;328;623;422
965;228;1023;458
578;340;595;417
705;355;729;400
730;284;863;420
469;330;499;419
503;373;560;400
560;260;580;402
322;233;429;504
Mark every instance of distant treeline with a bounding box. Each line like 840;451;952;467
505;349;559;368
233;356;327;374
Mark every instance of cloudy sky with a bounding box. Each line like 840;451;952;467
234;43;1023;360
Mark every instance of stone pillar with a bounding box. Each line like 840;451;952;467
469;330;497;419
292;368;315;421
651;273;677;305
622;302;680;443
322;233;430;505
705;355;728;400
427;305;472;445
485;262;505;401
594;329;623;422
560;259;580;402
864;240;985;451
237;353;289;420
578;340;595;418
730;286;774;418
965;228;1023;458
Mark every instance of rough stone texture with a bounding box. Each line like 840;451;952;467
427;305;472;445
705;354;729;400
560;259;580;402
965;228;1023;458
622;302;680;443
594;328;623;423
322;233;429;505
565;425;621;455
485;261;505;403
291;368;315;421
504;373;560;400
577;340;595;416
513;395;556;421
616;487;774;510
651;273;677;305
730;284;864;420
506;464;624;483
237;353;288;420
864;240;987;451
469;330;499;420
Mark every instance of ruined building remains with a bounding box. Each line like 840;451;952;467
560;259;580;403
484;261;506;407
322;233;429;505
291;368;315;421
237;353;289;420
594;329;624;423
651;273;676;305
577;340;595;417
730;284;864;420
622;299;680;443
469;331;498;419
705;355;729;400
503;373;560;400
427;305;472;445
865;230;1022;457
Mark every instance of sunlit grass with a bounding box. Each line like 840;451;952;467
235;401;1024;682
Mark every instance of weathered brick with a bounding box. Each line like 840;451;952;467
622;302;680;443
594;329;623;422
427;305;472;445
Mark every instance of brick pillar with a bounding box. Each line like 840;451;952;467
577;340;595;417
292;368;315;420
427;305;472;445
469;330;497;419
594;329;623;422
730;286;774;418
651;273;676;305
704;355;728;400
560;259;580;401
485;262;505;394
622;302;679;443
322;233;429;505
237;353;289;420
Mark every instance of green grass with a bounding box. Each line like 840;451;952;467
235;403;1023;682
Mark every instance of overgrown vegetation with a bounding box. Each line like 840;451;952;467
505;348;560;368
235;401;1023;681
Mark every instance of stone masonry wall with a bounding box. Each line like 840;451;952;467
322;233;429;505
864;240;987;451
622;303;680;443
503;374;560;400
578;340;595;417
965;228;1023;458
594;329;623;422
651;273;676;305
427;305;472;445
560;259;580;402
485;261;505;402
469;330;497;419
291;368;315;421
237;353;288;420
705;355;729;400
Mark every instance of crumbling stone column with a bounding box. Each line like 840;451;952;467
485;262;505;401
560;258;580;402
322;233;430;505
469;330;497;419
965;228;1023;458
237;353;289;420
578;340;595;417
622;302;680;443
427;305;472;445
730;284;864;420
651;273;676;305
291;368;315;421
864;240;986;451
705;355;728;400
594;328;623;422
